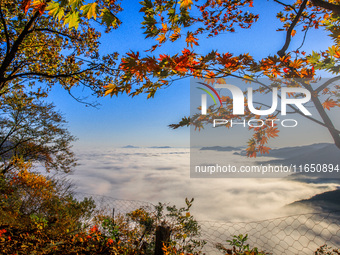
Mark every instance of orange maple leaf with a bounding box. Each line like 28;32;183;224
247;150;257;158
186;32;199;48
179;0;193;9
291;29;296;37
258;146;270;155
156;34;166;44
322;98;338;110
266;127;279;138
32;0;46;15
290;59;304;69
21;0;31;14
334;50;340;59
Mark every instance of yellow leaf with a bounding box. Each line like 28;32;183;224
80;3;98;20
156;34;166;43
104;84;117;97
179;0;193;9
216;78;226;84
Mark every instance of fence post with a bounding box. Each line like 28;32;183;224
154;225;170;255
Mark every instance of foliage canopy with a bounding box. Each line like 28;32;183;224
1;0;340;156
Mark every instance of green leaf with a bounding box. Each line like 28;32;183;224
69;0;83;12
80;3;98;20
46;2;59;16
47;1;65;22
101;8;120;28
57;8;64;21
64;12;79;29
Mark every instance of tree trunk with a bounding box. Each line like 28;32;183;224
310;94;340;149
154;226;171;255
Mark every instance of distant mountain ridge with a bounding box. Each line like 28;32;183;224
201;142;340;182
289;189;340;213
200;146;242;151
122;145;172;148
148;146;171;148
122;145;139;148
256;143;332;159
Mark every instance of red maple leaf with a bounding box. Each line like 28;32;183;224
21;0;31;14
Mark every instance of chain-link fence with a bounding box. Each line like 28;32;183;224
75;192;340;255
199;211;340;254
75;192;154;215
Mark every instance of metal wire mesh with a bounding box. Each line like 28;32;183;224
199;212;340;254
74;192;154;216
75;192;340;255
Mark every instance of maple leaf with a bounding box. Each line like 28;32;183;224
246;148;257;158
104;83;118;97
322;98;338;110
64;12;80;29
170;32;181;42
259;135;268;145
32;0;46;15
80;3;98;20
156;34;166;43
179;0;193;9
291;29;296;37
205;71;215;79
158;54;170;62
290;59;303;69
216;78;226;84
101;8;120;28
46;2;64;21
334;50;340;59
126;51;139;60
322;88;329;95
258;146;270;155
266;127;279;138
21;0;31;14
186;32;199;48
160;23;168;33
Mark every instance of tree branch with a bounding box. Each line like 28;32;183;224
311;0;340;14
296;19;312;52
0;138;34;159
0;4;10;55
5;67;100;81
299;79;340;148
315;76;340;93
0;10;41;88
278;0;308;57
0;113;23;150
273;0;298;14
29;28;80;41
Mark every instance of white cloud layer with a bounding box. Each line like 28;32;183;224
68;148;338;221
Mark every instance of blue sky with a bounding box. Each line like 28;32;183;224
47;0;338;149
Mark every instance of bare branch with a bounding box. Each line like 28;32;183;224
5;66;101;81
30;28;80;41
315;76;340;93
278;0;308;57
273;0;298;14
311;0;340;14
296;20;312;52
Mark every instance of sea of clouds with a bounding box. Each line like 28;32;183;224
67;147;338;222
